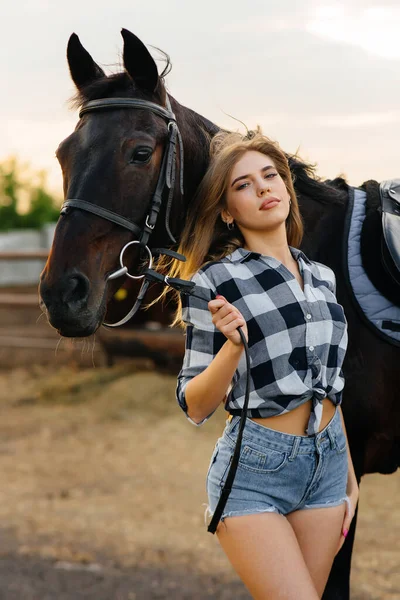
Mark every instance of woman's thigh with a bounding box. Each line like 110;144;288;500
286;504;346;598
216;512;320;600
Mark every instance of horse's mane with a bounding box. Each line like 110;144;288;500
289;157;348;206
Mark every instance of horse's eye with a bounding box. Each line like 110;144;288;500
130;147;153;164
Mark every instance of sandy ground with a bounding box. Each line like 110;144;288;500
0;363;398;599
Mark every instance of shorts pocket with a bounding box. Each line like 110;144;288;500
239;444;288;474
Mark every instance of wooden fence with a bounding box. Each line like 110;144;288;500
0;251;184;370
0;250;102;366
0;251;47;309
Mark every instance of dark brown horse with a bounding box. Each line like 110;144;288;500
39;29;400;600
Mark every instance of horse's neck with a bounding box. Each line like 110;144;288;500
299;189;348;268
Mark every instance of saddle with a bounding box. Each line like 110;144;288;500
380;179;400;286
342;179;400;347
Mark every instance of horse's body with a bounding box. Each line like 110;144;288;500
39;30;400;600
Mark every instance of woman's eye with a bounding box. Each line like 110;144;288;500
129;147;153;164
236;182;249;191
265;172;277;179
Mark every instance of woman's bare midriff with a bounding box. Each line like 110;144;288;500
247;398;336;436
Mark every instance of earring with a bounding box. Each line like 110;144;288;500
227;221;234;230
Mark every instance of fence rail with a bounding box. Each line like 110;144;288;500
0;251;48;260
0;251;44;307
0;293;39;308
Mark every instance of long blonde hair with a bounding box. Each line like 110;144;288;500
147;129;304;328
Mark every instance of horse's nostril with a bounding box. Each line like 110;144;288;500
63;274;89;305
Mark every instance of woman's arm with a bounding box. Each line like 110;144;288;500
178;288;248;425
185;338;244;424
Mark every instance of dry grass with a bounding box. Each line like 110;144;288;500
0;365;398;599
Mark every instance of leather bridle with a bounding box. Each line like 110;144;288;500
58;93;250;534
60;95;186;326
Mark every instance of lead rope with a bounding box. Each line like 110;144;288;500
189;290;250;534
206;316;250;534
143;270;251;534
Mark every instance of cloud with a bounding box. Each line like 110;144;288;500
226;108;400;185
220;14;308;34
307;3;400;60
311;111;400;128
245;110;400;129
2;0;400;193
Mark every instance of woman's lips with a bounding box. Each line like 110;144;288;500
259;197;280;210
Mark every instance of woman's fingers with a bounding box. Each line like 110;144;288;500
208;299;240;322
335;499;356;555
220;314;245;332
208;294;228;311
208;297;248;344
342;501;352;534
208;298;228;314
217;308;243;325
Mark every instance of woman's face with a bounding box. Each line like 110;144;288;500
222;150;291;233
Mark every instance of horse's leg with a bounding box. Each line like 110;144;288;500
322;503;359;600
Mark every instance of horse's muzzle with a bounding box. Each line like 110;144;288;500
39;271;103;337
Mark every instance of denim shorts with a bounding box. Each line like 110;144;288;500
206;406;349;521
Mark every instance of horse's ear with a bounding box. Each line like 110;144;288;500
67;33;105;90
121;28;159;92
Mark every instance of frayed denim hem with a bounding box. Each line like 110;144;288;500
203;503;280;525
303;494;350;511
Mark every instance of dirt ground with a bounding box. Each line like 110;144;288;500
0;363;398;599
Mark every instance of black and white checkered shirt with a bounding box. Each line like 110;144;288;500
176;246;348;435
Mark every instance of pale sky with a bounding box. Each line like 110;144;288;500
2;0;400;196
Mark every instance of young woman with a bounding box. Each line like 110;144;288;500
155;130;359;599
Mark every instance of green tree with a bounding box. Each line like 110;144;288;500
0;158;60;231
0;159;20;230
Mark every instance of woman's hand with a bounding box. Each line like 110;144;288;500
336;483;359;555
208;294;248;347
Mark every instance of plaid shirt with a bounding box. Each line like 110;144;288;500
176;246;348;435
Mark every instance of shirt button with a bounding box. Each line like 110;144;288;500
306;314;312;320
309;346;314;352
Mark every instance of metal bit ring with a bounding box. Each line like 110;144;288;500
119;241;153;280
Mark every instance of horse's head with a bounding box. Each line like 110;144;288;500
40;29;184;337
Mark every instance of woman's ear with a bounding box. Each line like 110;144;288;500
220;209;231;223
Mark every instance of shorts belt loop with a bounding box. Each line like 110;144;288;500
227;414;239;433
288;437;301;461
327;426;336;450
